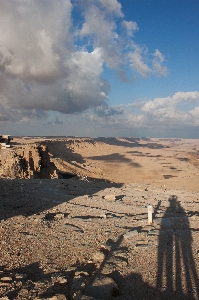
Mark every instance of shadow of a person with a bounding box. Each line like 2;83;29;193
157;195;199;298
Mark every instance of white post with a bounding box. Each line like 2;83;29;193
148;205;153;225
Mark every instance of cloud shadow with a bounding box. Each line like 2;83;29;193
88;153;141;168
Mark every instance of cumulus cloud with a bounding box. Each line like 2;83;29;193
0;0;71;82
0;0;167;123
85;91;199;133
140;92;199;126
131;91;199;128
142;91;199;114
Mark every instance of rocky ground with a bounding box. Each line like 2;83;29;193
0;137;199;299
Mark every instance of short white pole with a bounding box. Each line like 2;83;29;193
148;205;153;225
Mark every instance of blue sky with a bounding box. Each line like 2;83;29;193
107;1;199;104
0;0;199;138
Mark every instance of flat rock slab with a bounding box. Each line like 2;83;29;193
86;276;119;299
104;195;116;201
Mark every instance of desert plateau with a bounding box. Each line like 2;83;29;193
0;136;199;300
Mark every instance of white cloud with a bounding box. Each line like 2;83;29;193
0;0;72;82
99;0;123;17
142;91;199;115
134;91;199;127
0;0;168;124
173;91;199;102
122;20;139;36
76;1;123;71
127;46;167;78
83;91;199;133
128;45;151;78
152;49;168;76
189;106;199;125
2;90;199;137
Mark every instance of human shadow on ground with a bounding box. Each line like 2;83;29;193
110;196;199;299
0;234;197;299
1;193;199;299
156;195;199;299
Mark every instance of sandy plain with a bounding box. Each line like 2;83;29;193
0;137;199;299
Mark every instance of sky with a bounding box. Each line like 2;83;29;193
0;0;199;138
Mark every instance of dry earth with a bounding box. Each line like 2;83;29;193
0;137;199;300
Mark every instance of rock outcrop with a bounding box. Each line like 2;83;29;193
0;144;58;179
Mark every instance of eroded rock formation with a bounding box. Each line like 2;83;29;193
0;144;58;179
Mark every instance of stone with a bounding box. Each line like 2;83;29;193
54;213;65;220
99;214;106;219
0;276;13;282
86;276;119;299
0;282;10;287
48;295;67;300
15;273;27;280
92;252;105;263
75;271;89;277
104;195;116;201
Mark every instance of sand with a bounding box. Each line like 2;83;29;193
0;137;199;299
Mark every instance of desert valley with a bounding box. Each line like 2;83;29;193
0;137;199;299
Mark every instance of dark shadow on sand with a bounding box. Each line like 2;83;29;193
96;137;170;149
0;178;123;221
88;153;141;168
156;195;199;299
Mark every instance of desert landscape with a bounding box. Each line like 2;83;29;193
0;137;199;300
